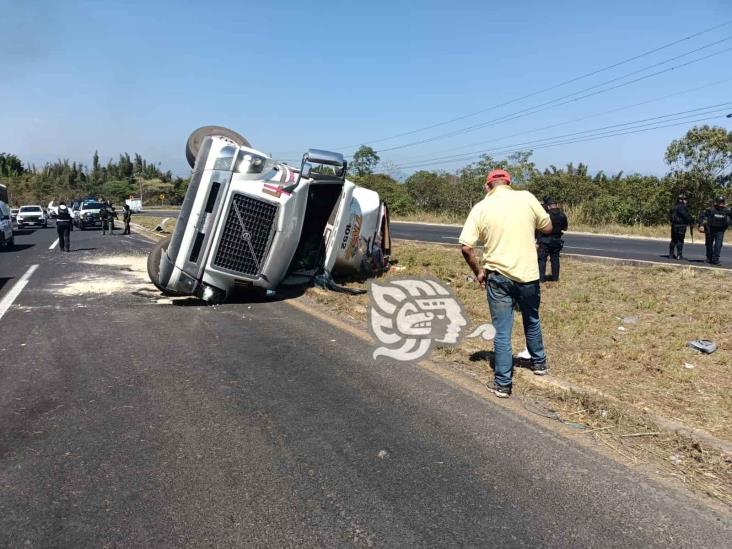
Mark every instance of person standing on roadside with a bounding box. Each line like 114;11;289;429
668;192;693;260
698;196;730;265
459;169;553;398
537;197;568;282
122;203;132;234
55;201;72;252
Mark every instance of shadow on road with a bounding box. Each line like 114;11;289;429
12;229;37;236
2;244;35;252
0;277;13;292
69;248;99;252
169;284;309;307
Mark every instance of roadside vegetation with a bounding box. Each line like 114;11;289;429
306;240;732;506
353;125;731;238
0;151;188;207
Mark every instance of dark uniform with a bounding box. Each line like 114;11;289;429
537;198;568;282
122;204;131;234
699;197;730;265
99;205;110;235
107;201;116;233
668;194;692;259
56;203;72;252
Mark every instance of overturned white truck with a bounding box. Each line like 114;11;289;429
148;126;391;303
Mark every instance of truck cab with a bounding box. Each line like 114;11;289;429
148;130;390;303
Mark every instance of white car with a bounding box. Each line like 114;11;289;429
148;126;391;303
0;201;15;248
16;205;48;228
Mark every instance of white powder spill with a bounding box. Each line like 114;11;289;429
52;255;154;297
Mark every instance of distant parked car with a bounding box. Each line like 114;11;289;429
0;201;15;248
16;205;48;228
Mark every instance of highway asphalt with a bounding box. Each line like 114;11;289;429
135;211;731;270
1;224;730;546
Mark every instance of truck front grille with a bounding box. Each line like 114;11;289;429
213;193;277;276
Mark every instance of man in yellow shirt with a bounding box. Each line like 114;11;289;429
459;169;553;398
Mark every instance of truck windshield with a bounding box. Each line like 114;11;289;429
20;206;42;212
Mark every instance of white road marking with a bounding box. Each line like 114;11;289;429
49;238;59;250
0;264;39;320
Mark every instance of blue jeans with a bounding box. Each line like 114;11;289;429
487;272;546;387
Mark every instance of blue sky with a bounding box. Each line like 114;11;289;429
2;0;731;178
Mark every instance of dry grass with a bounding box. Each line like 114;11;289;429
307;240;732;442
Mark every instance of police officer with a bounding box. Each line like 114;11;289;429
107;200;116;233
122;203;132;234
668;192;693;259
55;201;72;252
99;203;110;235
698;196;730;265
537;197;568;282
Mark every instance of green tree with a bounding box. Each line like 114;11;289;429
665;125;732;206
404;171;450;211
0;153;25;177
355;173;414;214
350;145;380;177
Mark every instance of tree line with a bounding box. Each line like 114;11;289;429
352;125;732;225
0;151;189;207
2;125;730;226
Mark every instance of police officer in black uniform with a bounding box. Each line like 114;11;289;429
538;197;569;282
699;196;730;265
122;203;132;234
106;200;116;233
668;192;693;259
55;201;72;252
99;203;110;235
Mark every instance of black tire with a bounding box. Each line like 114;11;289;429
147;235;184;296
0;233;5;249
8;235;14;247
79;223;85;231
185;125;251;169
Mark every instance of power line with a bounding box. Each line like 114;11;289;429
392;108;732;170
373;40;732;154
336;19;732;149
392;78;731;165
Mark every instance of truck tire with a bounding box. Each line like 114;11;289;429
147;235;184;296
185;126;251;169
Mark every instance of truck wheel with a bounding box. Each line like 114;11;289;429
147;235;184;296
185;126;251;169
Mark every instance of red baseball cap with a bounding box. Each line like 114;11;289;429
486;169;511;184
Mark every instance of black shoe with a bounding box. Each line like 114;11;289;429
487;381;512;398
677;255;685;260
670;254;677;259
529;360;548;375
